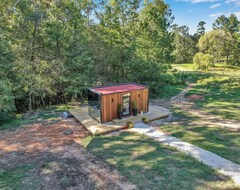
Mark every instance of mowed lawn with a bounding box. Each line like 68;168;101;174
87;132;238;190
160;64;240;165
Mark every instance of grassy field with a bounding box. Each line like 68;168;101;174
87;132;237;190
172;63;240;120
160;63;240;164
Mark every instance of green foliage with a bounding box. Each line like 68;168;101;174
1;0;238;121
172;25;197;63
142;117;149;124
126;121;134;128
117;103;122;112
0;164;36;189
193;52;213;71
213;14;239;33
196;21;206;36
0;0;182;118
0;80;16;123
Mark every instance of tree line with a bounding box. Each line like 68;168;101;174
0;0;239;123
172;14;240;70
0;0;181;122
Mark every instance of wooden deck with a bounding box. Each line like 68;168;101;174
70;107;126;135
70;105;170;135
112;106;170;124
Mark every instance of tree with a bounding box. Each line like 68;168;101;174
172;25;197;63
135;0;174;64
196;21;206;36
0;80;16;123
198;30;234;64
0;0;183;116
213;14;239;33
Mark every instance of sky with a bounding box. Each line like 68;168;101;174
165;0;240;34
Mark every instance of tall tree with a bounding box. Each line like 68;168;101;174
196;21;206;36
213;14;239;33
172;25;197;63
198;30;234;64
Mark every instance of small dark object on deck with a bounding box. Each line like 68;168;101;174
64;129;73;135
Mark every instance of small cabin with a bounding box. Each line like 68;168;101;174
88;83;149;123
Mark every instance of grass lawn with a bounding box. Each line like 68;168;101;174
161;117;240;165
159;64;240;165
87;132;238;190
172;63;240;121
0;104;69;130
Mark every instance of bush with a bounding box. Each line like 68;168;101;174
193;52;214;71
0;80;16;123
126;121;134;128
142;117;149;124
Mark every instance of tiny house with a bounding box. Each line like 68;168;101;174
88;83;149;123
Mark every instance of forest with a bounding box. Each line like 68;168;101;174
1;0;240;123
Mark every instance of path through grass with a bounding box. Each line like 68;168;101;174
87;132;238;190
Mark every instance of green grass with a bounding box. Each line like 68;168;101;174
0;104;69;130
87;132;237;190
159;63;240;164
172;63;240;121
161;119;240;165
0;164;38;190
159;84;186;98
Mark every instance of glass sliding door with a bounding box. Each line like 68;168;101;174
122;93;130;116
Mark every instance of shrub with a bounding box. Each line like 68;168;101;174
193;52;214;71
142;117;149;124
117;103;122;112
126;121;134;128
132;101;137;109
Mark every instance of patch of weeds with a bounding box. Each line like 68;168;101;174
0;104;69;130
0;164;37;190
60;173;71;187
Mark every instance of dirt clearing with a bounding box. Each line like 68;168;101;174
0;118;135;190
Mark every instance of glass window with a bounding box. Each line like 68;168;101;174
88;90;101;122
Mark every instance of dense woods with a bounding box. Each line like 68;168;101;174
0;0;240;123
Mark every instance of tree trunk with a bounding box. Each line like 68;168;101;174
29;91;33;112
41;95;46;107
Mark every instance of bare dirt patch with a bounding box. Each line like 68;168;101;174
186;94;205;100
0;118;135;189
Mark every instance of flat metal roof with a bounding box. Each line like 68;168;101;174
90;83;147;95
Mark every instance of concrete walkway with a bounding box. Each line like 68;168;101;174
130;123;240;185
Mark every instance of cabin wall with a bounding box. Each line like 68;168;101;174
101;88;149;123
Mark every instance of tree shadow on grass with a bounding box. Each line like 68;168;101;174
87;132;238;190
166;124;240;165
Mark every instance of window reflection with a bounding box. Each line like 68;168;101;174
88;90;101;122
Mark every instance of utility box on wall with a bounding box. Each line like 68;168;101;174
88;83;149;123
